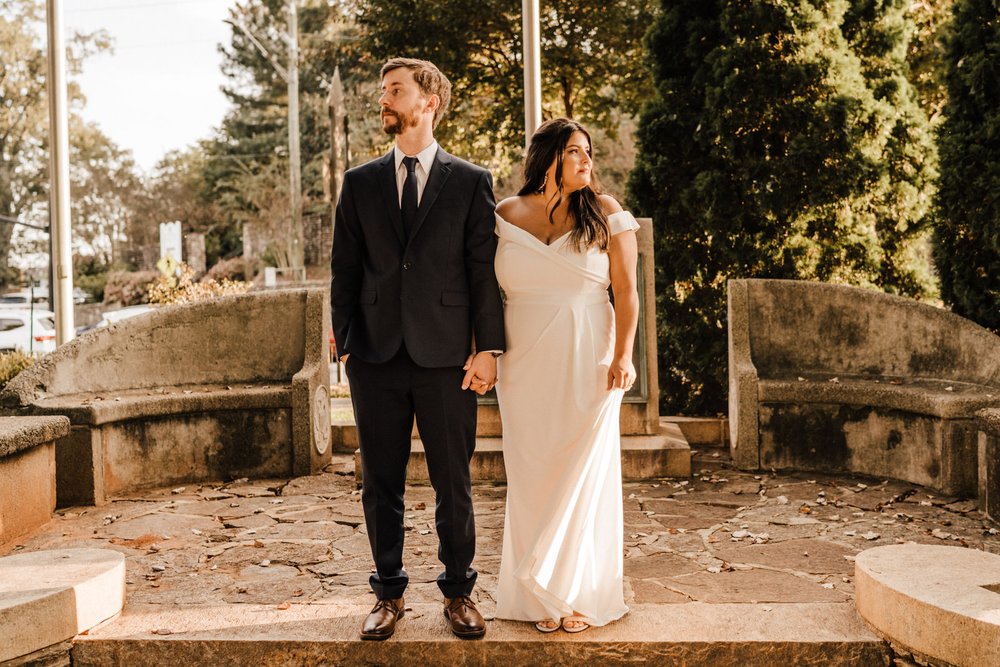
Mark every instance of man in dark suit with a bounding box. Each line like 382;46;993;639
330;58;505;641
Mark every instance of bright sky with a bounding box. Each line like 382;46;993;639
65;0;234;172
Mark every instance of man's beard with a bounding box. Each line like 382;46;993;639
381;108;418;135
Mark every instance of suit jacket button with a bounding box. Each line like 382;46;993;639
402;262;412;270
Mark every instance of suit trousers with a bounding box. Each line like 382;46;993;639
346;345;478;600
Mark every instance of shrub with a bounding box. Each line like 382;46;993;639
0;350;34;391
203;256;252;283
75;272;108;303
103;270;159;306
147;262;252;306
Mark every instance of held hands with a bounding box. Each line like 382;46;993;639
608;356;636;392
462;352;498;395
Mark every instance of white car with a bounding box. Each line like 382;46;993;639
0;291;49;310
0;309;57;355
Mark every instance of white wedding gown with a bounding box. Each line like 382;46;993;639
493;209;638;626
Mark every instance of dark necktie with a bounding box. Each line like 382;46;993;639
401;156;418;240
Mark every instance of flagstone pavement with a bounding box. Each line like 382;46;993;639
3;448;998;634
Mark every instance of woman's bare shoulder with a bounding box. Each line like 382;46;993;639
496;196;530;221
598;194;624;216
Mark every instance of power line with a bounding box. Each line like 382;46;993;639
0;214;49;232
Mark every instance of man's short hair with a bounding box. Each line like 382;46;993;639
380;58;452;128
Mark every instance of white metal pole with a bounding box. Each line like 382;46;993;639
45;0;75;345
522;0;542;153
287;0;304;272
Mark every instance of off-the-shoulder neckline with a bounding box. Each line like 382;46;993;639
495;210;634;247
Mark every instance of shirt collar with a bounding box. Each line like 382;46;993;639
394;141;439;173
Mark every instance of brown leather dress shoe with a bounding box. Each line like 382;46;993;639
360;597;404;640
443;596;486;639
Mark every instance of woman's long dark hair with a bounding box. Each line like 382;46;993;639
517;118;610;252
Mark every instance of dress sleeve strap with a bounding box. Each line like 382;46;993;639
608;210;640;236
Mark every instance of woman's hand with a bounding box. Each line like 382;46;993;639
608;356;636;391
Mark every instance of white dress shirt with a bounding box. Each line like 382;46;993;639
393;141;439;206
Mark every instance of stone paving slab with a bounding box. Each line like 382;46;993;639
2;448;998;665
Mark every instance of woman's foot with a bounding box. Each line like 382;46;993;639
534;619;559;633
561;614;590;633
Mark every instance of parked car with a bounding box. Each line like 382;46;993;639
0;291;49;309
0;309;57;355
75;304;157;335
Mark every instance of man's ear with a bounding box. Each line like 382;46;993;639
425;94;440;115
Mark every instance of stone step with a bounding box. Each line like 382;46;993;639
331;416;726;455
352;423;691;484
660;416;730;448
0;548;125;664
70;601;888;666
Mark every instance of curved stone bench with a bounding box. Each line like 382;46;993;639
855;544;1000;665
0;288;331;506
728;279;1000;495
978;407;1000;522
0;416;69;546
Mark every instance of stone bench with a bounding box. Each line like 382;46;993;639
0;288;332;506
977;407;1000;521
0;416;69;546
728;279;1000;496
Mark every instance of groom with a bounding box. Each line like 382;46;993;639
330;58;505;640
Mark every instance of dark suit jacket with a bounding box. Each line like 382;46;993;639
330;147;505;368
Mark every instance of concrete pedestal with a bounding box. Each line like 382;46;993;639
0;549;126;663
855;544;1000;666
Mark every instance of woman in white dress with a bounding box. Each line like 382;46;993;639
492;118;639;633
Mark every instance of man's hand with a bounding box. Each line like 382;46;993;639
462;352;497;395
340;353;350;364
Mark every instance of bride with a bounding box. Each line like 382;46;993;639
491;118;639;633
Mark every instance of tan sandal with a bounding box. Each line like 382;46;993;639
561;615;590;633
534;619;559;633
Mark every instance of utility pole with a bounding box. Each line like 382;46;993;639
45;0;75;344
522;0;542;153
286;0;303;271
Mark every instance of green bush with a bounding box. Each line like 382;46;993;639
934;0;1000;333
628;0;937;414
75;272;108;303
0;350;34;391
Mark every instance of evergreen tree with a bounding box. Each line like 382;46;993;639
934;0;1000;332
203;0;373;266
629;0;937;414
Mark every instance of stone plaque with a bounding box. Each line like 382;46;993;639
313;385;331;455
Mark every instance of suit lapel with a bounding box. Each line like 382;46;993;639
376;151;405;246
408;148;453;242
